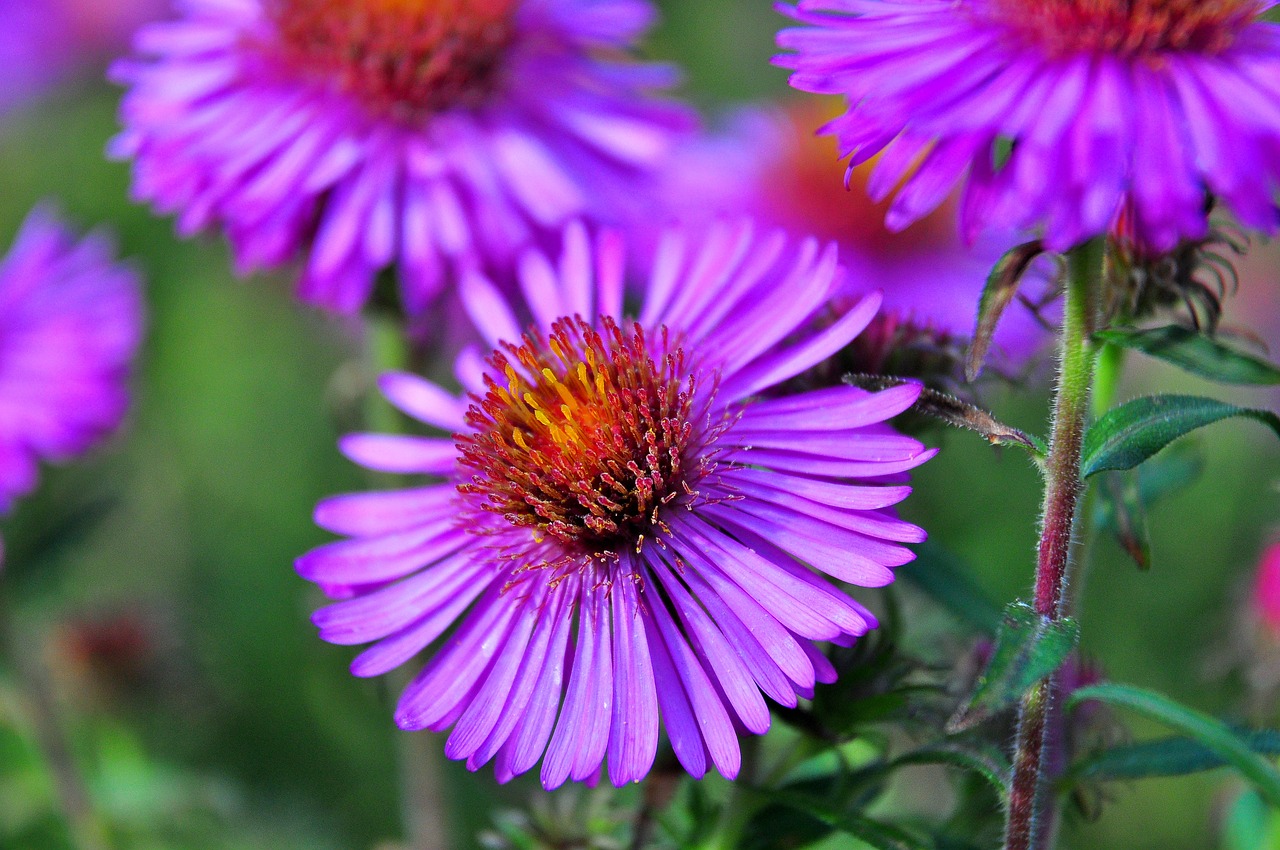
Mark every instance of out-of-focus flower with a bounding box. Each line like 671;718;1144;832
0;0;166;116
776;1;1280;254
1205;539;1280;722
111;0;693;315
1253;542;1280;636
0;206;144;519
299;220;935;788
651;104;1049;377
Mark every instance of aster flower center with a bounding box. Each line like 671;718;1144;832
458;317;706;556
268;0;518;115
984;0;1261;56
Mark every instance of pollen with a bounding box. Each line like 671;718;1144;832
457;317;709;556
268;0;518;117
983;0;1262;57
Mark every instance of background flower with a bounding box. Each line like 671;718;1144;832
299;220;934;788
111;0;694;314
0;205;144;517
649;101;1051;373
776;0;1280;253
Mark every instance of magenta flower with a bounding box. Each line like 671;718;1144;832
650;102;1048;363
299;221;934;788
776;0;1280;253
1254;542;1280;636
0;206;144;516
110;0;692;314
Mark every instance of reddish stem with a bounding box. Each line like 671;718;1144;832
1003;239;1102;850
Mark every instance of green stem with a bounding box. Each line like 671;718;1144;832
1003;239;1104;850
362;313;451;850
1092;340;1125;418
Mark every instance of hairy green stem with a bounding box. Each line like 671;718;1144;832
1003;239;1103;850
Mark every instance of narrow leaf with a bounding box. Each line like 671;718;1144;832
949;602;1079;731
1100;472;1151;570
1092;441;1204;538
1082;394;1280;478
769;793;932;850
1097;325;1280;386
1067;683;1280;807
889;743;1011;796
967;240;1045;381
899;543;1004;635
847;374;1046;454
1063;730;1280;785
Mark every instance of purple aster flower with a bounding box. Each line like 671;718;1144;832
650;101;1050;369
298;220;935;788
776;0;1280;254
110;0;693;314
0;206;144;517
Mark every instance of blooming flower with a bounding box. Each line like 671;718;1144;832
298;220;935;788
651;102;1048;371
776;0;1280;253
111;0;692;314
0;206;144;517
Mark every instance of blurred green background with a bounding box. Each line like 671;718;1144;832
0;2;1277;849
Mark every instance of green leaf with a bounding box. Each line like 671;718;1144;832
1096;326;1280;386
1099;472;1152;570
889;743;1011;796
1067;683;1280;807
1082;395;1280;478
766;793;933;850
899;543;1004;635
949;602;1079;731
1063;731;1280;784
1224;791;1279;850
1093;442;1205;571
966;240;1045;381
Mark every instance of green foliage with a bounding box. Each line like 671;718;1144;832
950;602;1079;731
1096;326;1280;386
1093;442;1205;570
1063;730;1280;785
898;543;1003;635
966;240;1046;381
1068;684;1280;807
1082;394;1280;477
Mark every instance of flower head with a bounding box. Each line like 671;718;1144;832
0;206;144;517
652;103;1048;372
298;220;934;788
776;0;1280;253
111;0;692;314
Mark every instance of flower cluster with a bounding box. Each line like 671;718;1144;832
299;222;934;787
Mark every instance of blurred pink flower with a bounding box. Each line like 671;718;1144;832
650;102;1050;367
1254;542;1280;636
